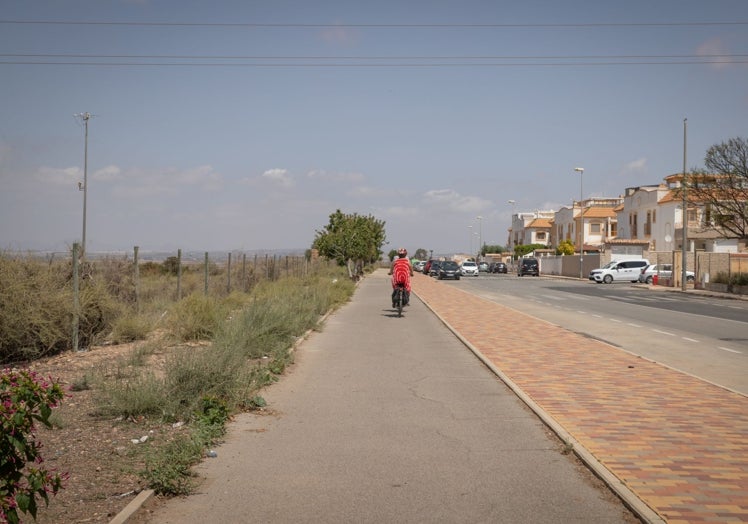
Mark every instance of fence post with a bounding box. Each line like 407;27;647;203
227;252;232;294
72;243;80;352
204;252;209;296
177;249;182;301
134;246;140;313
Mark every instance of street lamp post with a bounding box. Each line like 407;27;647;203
468;225;473;255
507;200;516;267
574;167;584;279
681;119;688;291
476;215;483;262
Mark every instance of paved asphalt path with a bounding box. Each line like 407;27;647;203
141;271;635;523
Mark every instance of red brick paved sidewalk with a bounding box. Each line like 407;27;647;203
412;273;748;523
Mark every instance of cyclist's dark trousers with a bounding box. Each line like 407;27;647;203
392;287;410;305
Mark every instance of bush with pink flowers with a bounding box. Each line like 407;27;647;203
1;369;66;524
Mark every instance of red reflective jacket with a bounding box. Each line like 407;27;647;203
390;258;412;292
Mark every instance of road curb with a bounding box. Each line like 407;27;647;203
414;289;666;524
108;489;155;524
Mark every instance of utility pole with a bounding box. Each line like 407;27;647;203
75;112;92;261
681;118;688;292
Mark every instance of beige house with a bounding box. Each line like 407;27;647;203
616;174;746;253
552;198;622;252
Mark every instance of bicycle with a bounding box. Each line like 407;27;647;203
393;284;405;317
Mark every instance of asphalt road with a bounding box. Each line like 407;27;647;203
141;272;637;524
453;273;748;395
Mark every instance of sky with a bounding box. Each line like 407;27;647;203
1;1;747;256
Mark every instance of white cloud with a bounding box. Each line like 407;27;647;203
109;165;222;198
696;38;732;70
262;168;293;188
422;189;492;213
93;165;122;182
624;158;647;172
37;166;81;186
174;165;223;190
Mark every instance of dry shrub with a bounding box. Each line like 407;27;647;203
0;254;120;363
0;256;71;362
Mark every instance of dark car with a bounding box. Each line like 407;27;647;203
423;259;435;275
428;261;442;277
437;260;461;280
518;258;539;277
490;262;508;274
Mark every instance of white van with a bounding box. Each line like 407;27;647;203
589;259;650;284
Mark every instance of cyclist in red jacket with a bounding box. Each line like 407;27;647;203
388;248;414;307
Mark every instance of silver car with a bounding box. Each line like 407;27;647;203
638;264;695;284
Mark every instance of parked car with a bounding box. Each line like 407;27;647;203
490;262;508;274
423;260;435;275
638;264;695;284
518;258;540;277
460;260;479;276
589;259;649;284
478;262;489;272
414;260;426;272
437;260;461;280
428;261;442;277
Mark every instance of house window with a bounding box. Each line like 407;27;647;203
590;223;601;234
631;213;638;238
610;222;617;237
644;211;652;236
536;232;547;241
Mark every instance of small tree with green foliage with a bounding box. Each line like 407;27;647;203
556;240;575;255
482;244;505;256
515;243;546;258
413;248;428;260
313;210;387;279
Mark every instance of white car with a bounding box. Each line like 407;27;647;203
589;259;650;284
460;261;479;276
638;264;694;284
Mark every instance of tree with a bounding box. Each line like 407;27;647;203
687;137;748;240
387;249;398;262
414;248;428;260
312;210;387;279
515;243;546;258
556;240;575;255
482;244;505;255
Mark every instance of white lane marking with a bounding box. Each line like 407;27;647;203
591;314;603;318
609;318;623;323
682;337;699;343
718;347;742;354
653;329;675;336
627;323;643;328
577;310;587;314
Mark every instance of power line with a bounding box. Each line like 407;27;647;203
2;60;745;67
1;19;747;28
1;53;746;60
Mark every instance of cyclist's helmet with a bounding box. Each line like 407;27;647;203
397;248;407;258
